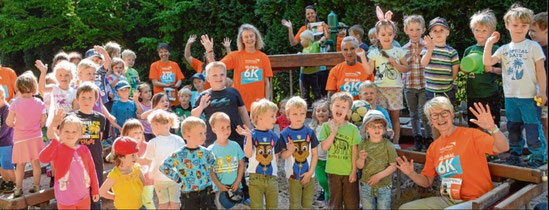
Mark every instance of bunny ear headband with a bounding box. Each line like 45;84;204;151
376;6;393;23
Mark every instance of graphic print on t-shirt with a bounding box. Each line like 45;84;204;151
215;155;239;174
375;62;399;81
1;85;8;99
160;71;175;84
210;97;230;107
240;58;264;85
80;120;102;145
435;155;463;179
503;49;528;80
287;134;311;180
338;72;364;96
254;137;275;174
329;136;350;160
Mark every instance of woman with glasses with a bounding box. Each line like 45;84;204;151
396;96;509;209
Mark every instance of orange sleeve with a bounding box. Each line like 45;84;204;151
471;128;495;155
336;36;343;52
325;65;339;91
295;26;307;43
261;53;273;78
191;57;204;73
149;62;159;80
421;145;438;177
323;24;330;39
221;51;237;70
172;62;185;80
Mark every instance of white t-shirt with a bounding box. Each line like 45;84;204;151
46;86;76;126
367;47;405;87
144;134;186;182
494;39;545;98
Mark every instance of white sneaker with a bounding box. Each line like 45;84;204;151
393;143;401;149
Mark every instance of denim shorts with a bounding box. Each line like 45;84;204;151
0;146;15;170
360;182;391;210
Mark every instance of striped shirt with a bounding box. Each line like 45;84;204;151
422;45;459;93
402;41;426;89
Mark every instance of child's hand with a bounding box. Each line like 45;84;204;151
367;173;382;186
349;172;357;183
34;60;48;74
52;108;66;125
187;34;197;45
132;90;140;101
200;34;214;53
183;84;192;90
236;124;252;137
359;150;368;160
222;37;232;49
487;32;500;44
484;65;493;73
92;195;99;202
198;94;211;109
388;57;397;67
300;171;313;185
423;36;434;50
537;94;548;106
328;119;339;134
218;185;229;192
94;45;107;55
230;181;240;192
286;139;296;153
355;48;366;57
281;19;292;29
396;156;415;176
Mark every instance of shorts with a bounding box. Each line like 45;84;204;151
154;180;181;204
0;146;15;170
542;105;548;119
378;87;404;111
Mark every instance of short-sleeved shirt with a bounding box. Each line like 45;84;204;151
301;41;321;75
319;122;361;175
111;100;137;132
367;47;406;87
139;103;152;134
144;134;186;182
295;25;329;43
326;62;374;98
221;50;273;110
0;104;14;147
172;105;192;136
464;45;500;98
280;126;319;180
108;165;143;209
542;45;548;98
160;146;215;192
493;39;545;98
125;67;140;96
106;75;127;101
246;129;286;176
0;67;17;102
358;138;396;187
73;111;106;175
207;141;245;191
193;88;245;146
95;67;111;104
423;45;460;93
54;152;90;206
149;60;185;106
422;127;494;201
402;41;426;89
189;58;211;90
10;97;46;141
276;115;290;132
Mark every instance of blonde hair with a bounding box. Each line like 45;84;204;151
53;60;76;80
403;15;426;30
330;92;353;107
299;30;314;42
285;96;307;113
181;116;206;135
424;96;454;122
209;112;230;127
250;99;278;125
368;27;376;39
121;119;144;136
15;71;38;94
205;61;227;76
470;9;497;30
237;24;264;51
121;49;136;59
178;87;192;97
104;41;121;58
68;52;82;64
76;81;99;99
358;80;378;91
109;57;126;74
59;115;83;132
503;4;534;25
148;109;179;129
77;59;98;76
533;12;548;30
310;98;330;130
349;25;365;39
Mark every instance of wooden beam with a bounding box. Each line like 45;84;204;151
0;188;54;209
472;182;511;209
269;52;344;72
494;182;547;209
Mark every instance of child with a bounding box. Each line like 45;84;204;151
349;25;369;52
121;49;141;96
36;60;77;126
192;62;252;147
310;99;330;202
236;99;290;209
319;92;359;209
336;22;348;52
184;34;212;91
149;43;185;106
85;46;112;112
529;12;548;146
104;41;122;59
190;73;206;107
107;58;128;102
356;110;397;209
68;51;82;66
143;109;185;209
52;51;70;69
207;112;245;209
75;59;116;126
484;5;547;167
40;114;99;209
111;80;140;134
6;71;47;197
137;83;155;141
0;87;15;194
276;98;290;132
358;81;393;131
100;137;145;209
362;6;409;146
402;15;432;151
279;96;319;209
368;28;378;51
160;116;216;209
140;92;170;120
172;88;192;136
299;30;322;105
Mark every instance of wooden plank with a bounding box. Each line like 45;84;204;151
472;182;511;209
269;52;344;71
494;182;547;209
0;188;54;209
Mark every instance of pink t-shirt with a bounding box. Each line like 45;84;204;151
54;151;90;205
9;97;46;141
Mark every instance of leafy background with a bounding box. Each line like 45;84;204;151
0;0;546;104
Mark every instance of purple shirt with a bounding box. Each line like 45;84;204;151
139;102;152;134
9;97;45;141
0;104;14;147
54;151;90;205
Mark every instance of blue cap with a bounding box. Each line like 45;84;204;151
115;80;130;91
218;189;243;209
85;49;102;59
191;73;206;81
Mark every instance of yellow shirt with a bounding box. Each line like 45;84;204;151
108;164;143;209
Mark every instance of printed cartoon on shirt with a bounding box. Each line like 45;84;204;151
80;120;102;145
288;134;311;180
254;136;275;175
503;49;528;80
328;134;350;160
241;59;263;85
215;155;239;174
374;51;400;81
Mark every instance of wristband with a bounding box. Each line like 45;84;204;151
207;50;213;53
487;126;499;134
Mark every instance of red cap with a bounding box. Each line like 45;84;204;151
112;137;139;155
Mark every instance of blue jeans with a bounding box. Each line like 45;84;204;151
404;88;432;138
505;98;546;160
360;182;391;210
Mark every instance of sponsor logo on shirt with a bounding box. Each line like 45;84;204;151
241;68;263;85
436;155;463;179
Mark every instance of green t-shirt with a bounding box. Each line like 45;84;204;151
301;41;321;75
319;122;361;175
172;105;191;136
125;67;140;96
358;138;397;188
464;45;500;98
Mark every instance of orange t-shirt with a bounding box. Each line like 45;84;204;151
190;58;210;90
326;62;374;99
221;50;273;110
295;24;330;43
422;127;495;201
336;36;344;52
0;67;17;102
149;60;185;106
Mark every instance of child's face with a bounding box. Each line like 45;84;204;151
242;30;257;49
211;120;231;141
178;93;191;107
369;35;377;46
78;67;96;82
429;25;449;44
112;63;124;76
350;32;361;43
505;19;530;41
300;38;312;48
279;103;286;116
158;48;170;61
376;26;395;49
127;128;144;144
151;121;169;136
314;105;329;123
330;99;351;122
359;87;377;104
90;56;102;65
139;86;152;101
206;66;227;90
56;68;73;88
366;122;385;141
123;56;135;68
472;24;494;45
184;126;207;145
193;78;205;91
404;22;425;43
117;87;130;100
287;106;306;127
60;123;82;147
338;28;347;37
120;153;138;167
256;109;277;130
77;91;97;110
158;96;170;110
529;23;548;44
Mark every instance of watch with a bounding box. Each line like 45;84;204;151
487;126;499;134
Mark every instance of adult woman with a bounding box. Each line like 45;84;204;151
396;96;509;209
281;5;329;47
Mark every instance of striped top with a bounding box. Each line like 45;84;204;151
423;45;459;93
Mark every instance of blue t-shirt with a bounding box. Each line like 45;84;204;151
160;146;215;192
245;129;286;176
111;100;137;133
207;140;245;191
280;126;319;180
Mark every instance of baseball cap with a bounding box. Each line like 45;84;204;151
115;80;130;91
191;73;206;81
338;22;348;29
112;136;139;155
85;49;102;59
218;189;244;209
429;17;449;31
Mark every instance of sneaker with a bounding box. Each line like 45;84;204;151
526;159;545;168
410;135;424;151
101;140;112;149
317;190;325;201
506;155;523;166
29;185;40;193
0;181;5;193
13;187;22;198
243;198;251;206
3;182;14;194
393;143;401;149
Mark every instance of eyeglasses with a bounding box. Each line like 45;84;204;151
429;110;451;120
367;124;385;130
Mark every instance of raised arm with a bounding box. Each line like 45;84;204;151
420;36;434;67
94;45;111;70
185;34;197;64
191;94;210;117
35;60;52;95
236;125;253;158
320;120;338;151
222;37;232;55
201;34;215;63
281;19;299;47
483;32;501;66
